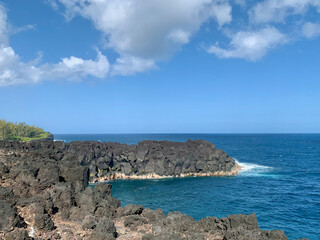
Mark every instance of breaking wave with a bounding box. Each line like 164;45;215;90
235;159;277;178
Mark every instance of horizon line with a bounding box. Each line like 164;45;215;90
53;132;320;135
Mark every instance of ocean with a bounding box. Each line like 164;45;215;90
54;134;320;240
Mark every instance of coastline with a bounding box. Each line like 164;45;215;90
91;162;242;183
0;140;300;239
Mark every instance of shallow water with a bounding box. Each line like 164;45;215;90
55;133;320;240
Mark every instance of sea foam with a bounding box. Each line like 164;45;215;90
235;159;276;177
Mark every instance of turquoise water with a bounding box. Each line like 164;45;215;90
55;134;320;240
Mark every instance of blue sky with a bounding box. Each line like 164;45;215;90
0;0;319;133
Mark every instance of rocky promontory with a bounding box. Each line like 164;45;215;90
0;140;303;239
0;140;239;182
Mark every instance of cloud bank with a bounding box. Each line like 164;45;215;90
1;0;320;86
53;0;232;75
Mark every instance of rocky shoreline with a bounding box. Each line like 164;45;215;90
0;139;239;182
93;165;241;182
0;140;304;239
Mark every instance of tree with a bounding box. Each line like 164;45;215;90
0;119;48;141
0;120;6;140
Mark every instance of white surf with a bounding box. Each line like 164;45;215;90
234;159;277;177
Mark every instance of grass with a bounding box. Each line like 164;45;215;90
10;132;52;142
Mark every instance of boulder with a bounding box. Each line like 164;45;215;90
117;204;144;217
5;229;31;240
0;200;23;231
93;217;117;239
123;215;147;228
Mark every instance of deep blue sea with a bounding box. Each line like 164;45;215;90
55;134;320;240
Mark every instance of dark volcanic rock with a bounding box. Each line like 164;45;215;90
0;139;238;182
92;217;117;239
5;229;31;240
0;200;24;231
0;140;301;240
123;215;147;229
117;204;144;217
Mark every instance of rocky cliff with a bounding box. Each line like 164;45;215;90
0;140;239;182
0;140;300;240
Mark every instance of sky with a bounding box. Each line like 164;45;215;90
0;0;319;134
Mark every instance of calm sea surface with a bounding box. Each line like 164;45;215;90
55;134;320;240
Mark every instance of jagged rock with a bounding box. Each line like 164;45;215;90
34;213;55;231
117;204;144;217
82;215;97;230
123;215;147;229
20;202;55;231
142;232;184;240
0;186;15;205
228;213;259;230
37;163;60;188
0;140;300;239
60;163;89;192
0;139;238;181
69;184;119;221
159;212;198;234
0;200;23;231
142;208;165;223
260;230;288;240
0;162;9;178
92;217;117;239
5;229;31;240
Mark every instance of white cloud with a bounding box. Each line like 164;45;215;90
234;0;246;7
210;2;233;27
0;4;8;45
207;27;287;61
10;24;36;35
52;0;233;75
0;46;110;87
0;4;110;86
3;0;317;86
112;55;156;76
167;29;191;45
249;0;320;24
44;51;110;81
302;22;320;38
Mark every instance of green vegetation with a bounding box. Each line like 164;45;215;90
0;119;51;141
